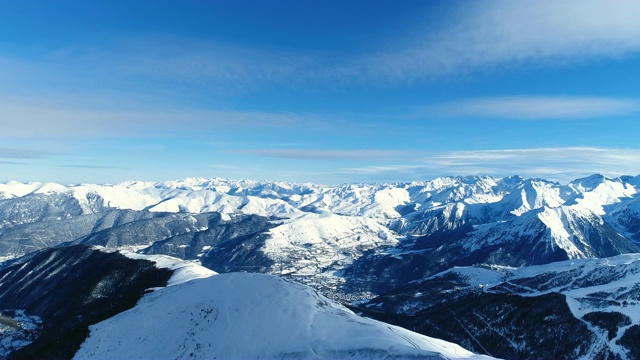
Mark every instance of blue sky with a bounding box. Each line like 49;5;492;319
2;0;640;185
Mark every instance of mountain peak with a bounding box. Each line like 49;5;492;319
569;174;609;192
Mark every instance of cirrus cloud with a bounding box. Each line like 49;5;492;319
426;96;640;120
1;1;639;95
0;99;331;138
361;0;640;82
233;149;413;161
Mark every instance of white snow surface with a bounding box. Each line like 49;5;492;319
74;273;493;360
119;250;216;286
0;181;56;198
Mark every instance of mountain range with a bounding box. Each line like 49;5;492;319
1;174;639;358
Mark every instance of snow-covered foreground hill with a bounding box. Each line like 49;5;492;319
75;271;492;360
0;244;491;359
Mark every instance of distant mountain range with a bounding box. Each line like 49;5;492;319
0;174;639;358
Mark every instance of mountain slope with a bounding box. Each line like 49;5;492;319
357;255;640;359
0;245;173;359
75;272;493;360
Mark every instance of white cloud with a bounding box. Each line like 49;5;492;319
162;1;640;85
360;0;640;81
118;40;317;91
234;149;412;161
0;100;330;138
0;147;56;159
426;96;640;120
340;147;640;183
3;1;639;91
62;165;125;169
126;0;640;87
124;0;640;87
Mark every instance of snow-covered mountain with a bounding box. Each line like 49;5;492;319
358;254;640;359
1;174;639;298
0;245;491;360
1;174;640;358
75;271;491;360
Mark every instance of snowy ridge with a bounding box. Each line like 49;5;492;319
116;250;216;286
74;272;494;360
426;253;640;303
1;174;633;218
1;175;637;228
1;174;639;289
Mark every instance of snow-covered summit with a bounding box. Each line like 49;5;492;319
116;250;216;286
75;272;493;360
1;174;637;220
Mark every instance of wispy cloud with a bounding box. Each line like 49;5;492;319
0;100;331;138
62;165;126;169
361;0;640;82
341;147;640;183
0;147;57;168
0;160;28;165
120;40;316;91
125;0;640;86
0;147;56;159
426;96;640;120
233;149;413;161
3;1;639;91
